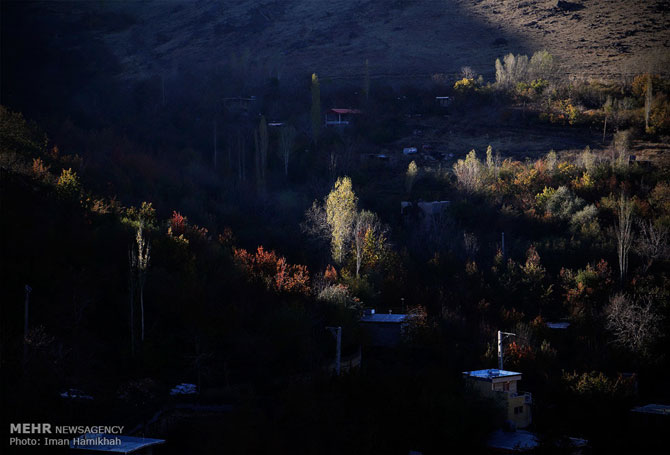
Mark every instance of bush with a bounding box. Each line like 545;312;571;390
453;77;478;94
56;168;81;198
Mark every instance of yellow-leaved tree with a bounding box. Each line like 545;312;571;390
326;176;358;264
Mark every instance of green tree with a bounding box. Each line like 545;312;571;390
326;177;358;264
311;73;321;144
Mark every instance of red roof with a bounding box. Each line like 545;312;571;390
330;109;362;115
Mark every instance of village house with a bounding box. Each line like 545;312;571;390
324;108;361;126
463;369;533;429
360;309;408;347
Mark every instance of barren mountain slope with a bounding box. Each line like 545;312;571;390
97;0;670;80
6;0;670;84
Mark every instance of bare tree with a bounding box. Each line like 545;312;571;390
612;130;631;169
460;66;476;79
135;224;150;343
635;220;669;273
453;150;483;192
615;193;634;282
128;248;137;356
302;200;330;241
605;293;661;354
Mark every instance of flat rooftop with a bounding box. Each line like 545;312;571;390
547;322;570;329
463;369;522;380
631;404;670;416
487;429;538;452
360;313;407;323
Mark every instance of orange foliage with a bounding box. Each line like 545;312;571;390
169;211;187;236
234;246;310;295
218;227;235;247
324;264;338;283
31;157;50;180
506;341;536;363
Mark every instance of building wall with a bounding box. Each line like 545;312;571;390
507;394;532;428
467;378;531;429
362;323;404;347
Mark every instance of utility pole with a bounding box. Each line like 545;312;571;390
501;232;506;258
497;330;516;370
23;285;32;370
326;326;342;375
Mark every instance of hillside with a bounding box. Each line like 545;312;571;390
4;0;669;88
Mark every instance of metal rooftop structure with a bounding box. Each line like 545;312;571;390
463;369;523;380
547;322;571;329
487;429;539;452
360;313;407;324
631;404;670;416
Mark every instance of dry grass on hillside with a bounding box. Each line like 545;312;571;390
33;0;669;82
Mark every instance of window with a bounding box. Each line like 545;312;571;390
514;406;524;415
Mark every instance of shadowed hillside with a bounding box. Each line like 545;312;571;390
4;0;668;90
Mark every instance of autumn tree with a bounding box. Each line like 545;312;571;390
234;246;310;295
278;125;296;177
485;145;500;179
453;150;483;192
353;210;386;277
528;50;555;81
405;160;418;194
326;177;358;264
495;53;529;89
545;150;558;174
56;168;81;198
